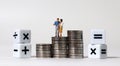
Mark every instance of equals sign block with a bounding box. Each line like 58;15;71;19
94;34;103;39
91;29;106;44
101;49;106;54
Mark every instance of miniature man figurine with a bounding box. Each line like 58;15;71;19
58;19;63;38
53;18;60;37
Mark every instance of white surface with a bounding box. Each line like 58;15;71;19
0;57;120;66
0;0;120;66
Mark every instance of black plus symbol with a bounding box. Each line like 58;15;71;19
13;32;18;39
22;46;29;55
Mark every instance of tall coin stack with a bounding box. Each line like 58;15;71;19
52;37;68;58
36;44;52;58
67;30;84;58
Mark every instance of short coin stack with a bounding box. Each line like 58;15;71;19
67;30;84;58
52;37;68;58
36;44;52;58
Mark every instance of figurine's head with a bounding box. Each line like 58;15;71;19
60;19;63;22
57;18;59;21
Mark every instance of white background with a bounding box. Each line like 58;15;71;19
0;0;120;66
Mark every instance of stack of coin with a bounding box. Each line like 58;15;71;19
67;30;84;58
36;44;52;58
52;37;68;58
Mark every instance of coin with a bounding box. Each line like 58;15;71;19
53;49;67;55
52;40;68;44
53;54;67;58
36;44;52;58
68;44;83;50
52;44;68;50
69;55;84;58
52;37;68;41
68;40;83;44
36;44;52;51
67;30;83;40
69;49;83;54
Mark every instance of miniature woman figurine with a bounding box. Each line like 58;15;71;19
58;19;63;38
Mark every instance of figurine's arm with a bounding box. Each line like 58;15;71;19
53;23;55;26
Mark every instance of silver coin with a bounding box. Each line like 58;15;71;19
68;37;83;40
67;30;83;33
52;37;68;41
53;49;67;55
36;56;52;58
69;53;84;56
36;51;51;54
67;30;83;40
36;44;52;58
36;48;51;51
68;44;83;49
36;44;52;51
52;41;68;44
68;35;83;37
69;53;84;55
68;39;83;41
68;33;83;36
53;54;67;58
68;47;83;50
68;40;83;44
68;43;83;47
52;44;68;50
67;30;83;35
69;55;84;58
68;49;83;54
36;53;51;57
36;54;51;57
36;44;51;46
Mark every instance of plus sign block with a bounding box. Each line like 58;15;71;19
13;29;31;43
13;44;31;58
91;29;105;44
88;44;107;59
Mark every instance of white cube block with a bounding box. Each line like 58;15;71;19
88;44;107;59
13;44;31;58
13;29;31;43
90;29;105;44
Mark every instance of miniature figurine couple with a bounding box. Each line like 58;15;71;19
53;18;63;38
